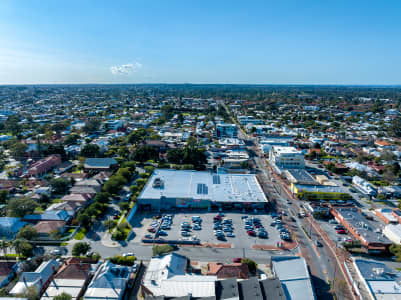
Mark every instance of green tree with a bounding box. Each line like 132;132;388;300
10;142;28;160
72;242;90;256
83;119;101;134
53;292;72;300
7;198;38;218
77;212;92;229
103;220;117;230
4;115;21;136
0;190;8;204
80;144;100;157
12;239;33;257
63;133;80;146
50;177;70;194
242;258;257;274
94;192;111;203
17;225;39;240
18;285;39;300
131;146;158;162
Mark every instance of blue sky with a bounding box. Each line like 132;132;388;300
1;0;401;84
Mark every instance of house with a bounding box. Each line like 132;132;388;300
84;158;118;171
10;259;60;296
207;263;250;279
33;221;66;239
73;179;102;193
271;256;316;300
0;217;27;239
46;201;81;217
141;253;217;299
41;258;96;300
84;261;133;300
28;155;62;177
69;186;98;195
24;210;71;223
0;261;20;288
61;193;93;206
139;140;168;153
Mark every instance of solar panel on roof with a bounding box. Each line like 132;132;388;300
213;175;221;184
197;183;208;195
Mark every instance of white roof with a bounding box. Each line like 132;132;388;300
10;260;60;295
139;169;267;203
143;254;216;298
385;224;401;237
272;146;302;154
368;281;401;300
41;279;86;299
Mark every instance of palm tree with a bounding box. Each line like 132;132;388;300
0;237;7;260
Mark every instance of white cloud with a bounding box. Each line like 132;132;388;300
110;62;142;75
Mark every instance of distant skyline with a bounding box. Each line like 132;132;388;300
1;1;401;85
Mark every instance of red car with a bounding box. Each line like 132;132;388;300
247;230;256;236
148;228;157;233
337;229;346;234
233;258;242;263
213;216;222;221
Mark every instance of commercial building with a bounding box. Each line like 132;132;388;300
271;256;316;300
214;124;238;139
259;139;292;156
375;208;399;224
137;169;268;210
353;259;401;300
237;116;264;125
290;183;352;201
269;146;305;172
331;207;392;253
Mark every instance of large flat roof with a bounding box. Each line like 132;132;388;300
139;169;268;203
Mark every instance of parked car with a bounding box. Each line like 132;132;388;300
226;232;235;237
233;257;242;263
337;229;346;234
247;230;256;236
181;231;190;237
315;240;323;247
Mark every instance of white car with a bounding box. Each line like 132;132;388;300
122;252;134;257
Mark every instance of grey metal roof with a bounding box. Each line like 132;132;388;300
286;169;317;185
216;278;239;300
139;169;268;204
271;256;316;300
259;278;286;300
84;158;118;168
238;277;263;300
336;207;392;244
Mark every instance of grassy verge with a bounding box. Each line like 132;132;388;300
75;228;87;240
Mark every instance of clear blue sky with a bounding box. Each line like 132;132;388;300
1;0;401;85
